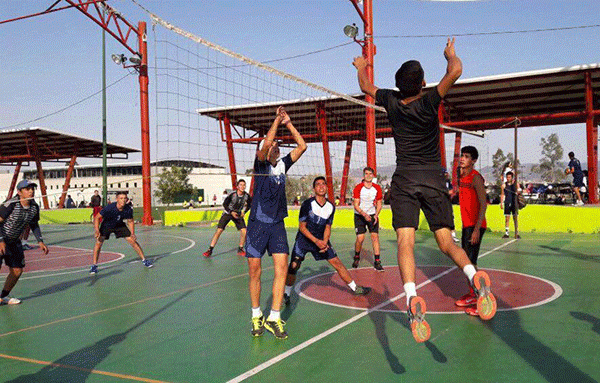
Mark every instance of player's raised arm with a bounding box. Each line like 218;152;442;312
353;56;378;99
257;108;283;162
437;38;463;98
280;107;307;163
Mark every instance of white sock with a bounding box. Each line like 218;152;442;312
251;307;262;318
267;310;280;321
284;285;292;295
348;280;357;291
505;227;509;234
463;264;477;283
404;282;417;306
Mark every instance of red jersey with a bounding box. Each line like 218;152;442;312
459;169;487;229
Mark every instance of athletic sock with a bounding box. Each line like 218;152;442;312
374;254;380;261
348;280;357;291
1;290;9;299
238;246;243;251
505;227;509;234
209;246;214;251
267;310;280;321
404;282;417;306
354;251;360;259
284;285;293;295
463;264;477;284
251;307;262;318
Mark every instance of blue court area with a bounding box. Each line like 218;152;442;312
0;223;599;382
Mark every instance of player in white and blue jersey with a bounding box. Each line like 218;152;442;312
284;177;371;305
246;106;306;340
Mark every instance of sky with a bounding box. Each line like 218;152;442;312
1;0;599;172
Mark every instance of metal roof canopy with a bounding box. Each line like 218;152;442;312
198;63;600;140
0;127;140;164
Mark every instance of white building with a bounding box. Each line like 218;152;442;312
0;160;233;209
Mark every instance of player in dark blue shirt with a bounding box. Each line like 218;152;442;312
90;191;152;274
247;106;306;340
566;151;585;206
284;177;371;305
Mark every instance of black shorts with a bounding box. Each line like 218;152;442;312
573;176;584;188
292;238;337;261
504;201;518;216
217;212;246;230
354;214;379;234
0;241;25;269
461;226;486;265
390;169;454;232
99;223;131;240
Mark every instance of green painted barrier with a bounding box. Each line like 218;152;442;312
39;208;93;224
164;205;600;234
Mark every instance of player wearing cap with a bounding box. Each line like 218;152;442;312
0;180;50;305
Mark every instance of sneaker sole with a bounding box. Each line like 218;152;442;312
410;296;431;343
264;323;288;339
473;271;497;320
455;299;477;307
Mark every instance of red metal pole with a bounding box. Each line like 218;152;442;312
585;72;598;203
58;154;78;208
339;139;353;206
139;21;153;225
438;104;447;170
317;105;335;202
7;161;22;200
29;133;49;209
451;132;462;188
363;0;377;174
222;114;238;189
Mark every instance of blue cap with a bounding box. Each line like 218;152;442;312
17;179;37;190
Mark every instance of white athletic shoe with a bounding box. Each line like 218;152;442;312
0;296;21;305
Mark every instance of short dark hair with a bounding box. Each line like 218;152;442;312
116;191;128;197
506;171;514;177
237;179;246;185
568;151;574;158
313;176;327;188
395;60;424;97
363;167;375;174
461;146;479;161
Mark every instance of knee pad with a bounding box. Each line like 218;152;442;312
287;257;303;275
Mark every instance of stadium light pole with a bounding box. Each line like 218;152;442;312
348;0;377;174
102;7;108;208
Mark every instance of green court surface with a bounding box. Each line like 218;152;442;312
1;222;599;382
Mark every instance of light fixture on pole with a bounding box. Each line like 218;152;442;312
111;53;126;65
343;23;365;47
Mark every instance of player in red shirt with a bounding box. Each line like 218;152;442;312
352;167;384;271
456;146;491;317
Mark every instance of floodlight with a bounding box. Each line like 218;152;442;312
111;53;126;65
129;53;142;65
343;24;359;39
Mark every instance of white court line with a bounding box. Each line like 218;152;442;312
226;239;517;383
12;234;195;280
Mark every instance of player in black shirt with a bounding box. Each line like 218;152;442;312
203;179;252;257
90;191;152;274
353;38;496;342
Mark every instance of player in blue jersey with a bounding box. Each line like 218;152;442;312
89;191;152;274
246;106;307;339
284;177;371;305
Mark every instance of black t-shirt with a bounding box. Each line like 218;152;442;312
376;88;443;170
99;202;133;229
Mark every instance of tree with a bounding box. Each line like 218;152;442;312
154;166;198;206
492;148;521;185
532;133;566;182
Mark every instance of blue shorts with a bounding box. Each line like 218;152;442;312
292;238;337;261
245;219;289;258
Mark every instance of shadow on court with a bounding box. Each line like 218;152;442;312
19;269;123;301
482;296;597;383
539;245;600;263
365;283;447;375
570;312;600;336
6;290;193;383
